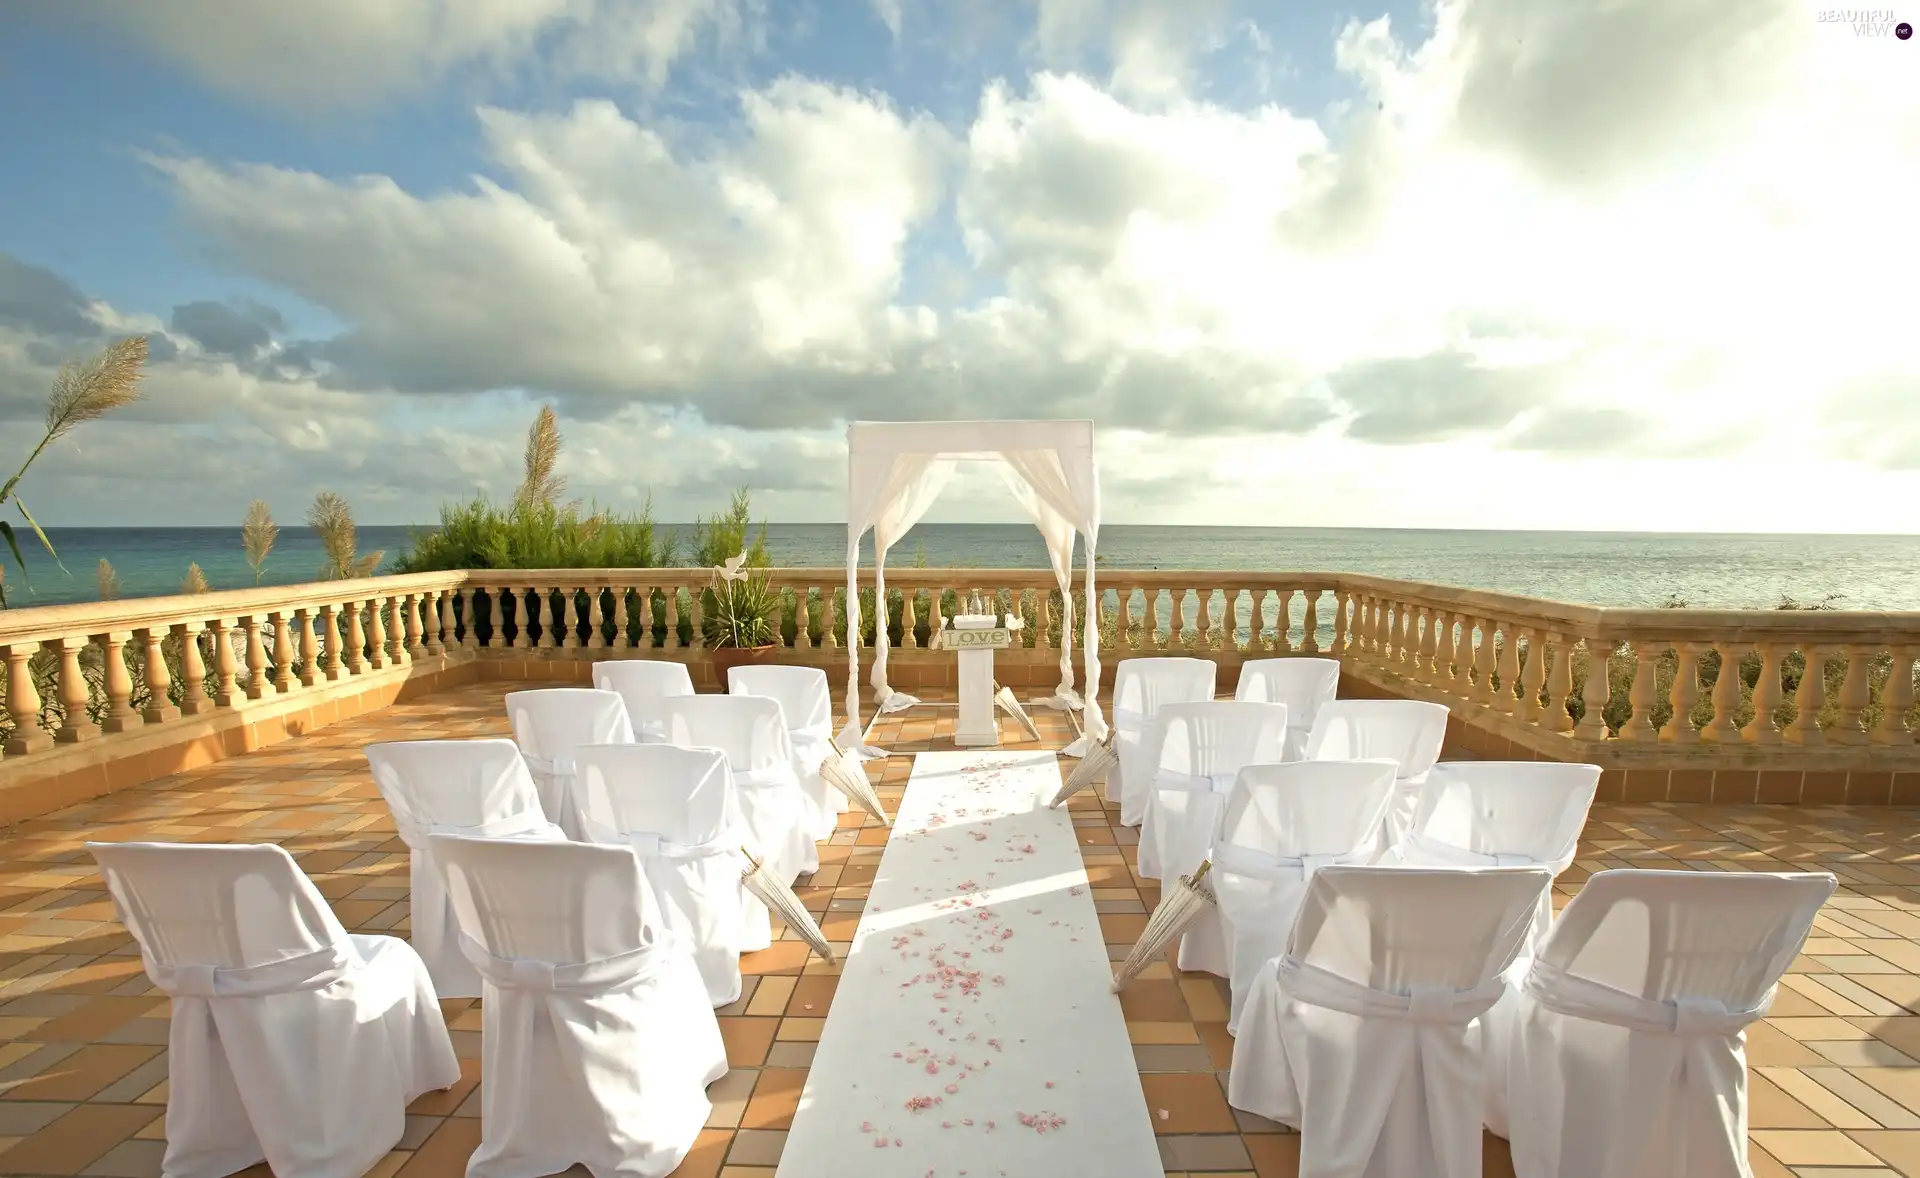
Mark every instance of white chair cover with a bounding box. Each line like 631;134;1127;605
663;693;817;881
1387;761;1602;956
1137;701;1288;975
1302;699;1449;855
1213;759;1400;1034
592;660;696;742
1490;869;1835;1178
87;842;459;1178
574;742;751;1005
432;835;729;1178
1107;657;1217;826
729;663;844;837
364;738;569;998
1234;658;1341;762
1229;865;1551;1178
504;688;636;840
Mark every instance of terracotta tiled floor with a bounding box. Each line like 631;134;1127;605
3;681;1920;1176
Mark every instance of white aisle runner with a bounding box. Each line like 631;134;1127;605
776;749;1161;1178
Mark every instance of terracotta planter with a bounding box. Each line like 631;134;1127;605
709;643;780;680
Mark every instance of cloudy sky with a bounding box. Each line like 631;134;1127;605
1;0;1913;532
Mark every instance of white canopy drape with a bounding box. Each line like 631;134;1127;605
840;420;1106;758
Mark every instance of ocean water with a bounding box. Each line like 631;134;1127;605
7;524;1918;611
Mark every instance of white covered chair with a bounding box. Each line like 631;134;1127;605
87;842;459;1178
663;693;817;881
1137;701;1288;975
1387;761;1602;955
1229;865;1551;1178
1107;656;1217;826
504;687;635;840
1212;759;1400;1035
574;742;751;1004
592;660;696;742
1302;699;1449;855
364;738;569;998
729;663;844;838
1234;657;1341;761
1490;869;1835;1178
432;835;729;1178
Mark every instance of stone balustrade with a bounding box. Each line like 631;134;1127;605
1;567;1915;818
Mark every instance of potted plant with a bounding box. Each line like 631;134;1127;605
704;553;781;675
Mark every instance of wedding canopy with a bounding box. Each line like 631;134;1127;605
840;420;1107;757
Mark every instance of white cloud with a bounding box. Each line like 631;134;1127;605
7;0;1919;529
31;0;752;108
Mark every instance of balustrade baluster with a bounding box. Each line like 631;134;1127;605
271;612;296;693
1330;590;1350;656
1494;622;1522;713
1545;632;1575;732
664;589;681;650
1787;645;1827;745
242;617;270;700
345;602;369;674
1573;638;1613;740
1699;642;1745;743
142;627;180;724
1741;643;1785;743
387;597;410;665
1662;642;1701;742
901;590;919;649
178;622;213;712
320;604;345;681
3;642;52;754
792;588;813;650
95;631;138;733
1619;646;1661;740
363;598;387;668
611;587;632;651
689;588;705;650
534;589;556;651
468;588;487;650
1301;591;1320;655
1517;627;1547;721
298;608;321;686
400;593;422;660
820;588;838;649
52;636;100;742
1832;646;1872;744
1874;647;1915;744
431;591;451;655
1469;618;1496;705
558;586;580;650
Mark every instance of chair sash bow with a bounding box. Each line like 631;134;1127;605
1523;961;1774;1036
1158;769;1240;795
151;942;355;999
1211;843;1345;882
395;809;562;850
458;931;676;994
1400;831;1538;869
620;825;743;862
1276;956;1506;1025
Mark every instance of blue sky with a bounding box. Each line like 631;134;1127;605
0;0;1913;532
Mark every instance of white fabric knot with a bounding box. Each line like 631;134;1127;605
733;767;796;792
150;943;354;999
1400;831;1538;869
621;828;741;862
1211;843;1344;883
1524;961;1775;1036
458;932;676;995
1158;770;1240;795
1276;956;1506;1025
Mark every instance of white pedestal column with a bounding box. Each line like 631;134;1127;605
954;646;999;747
